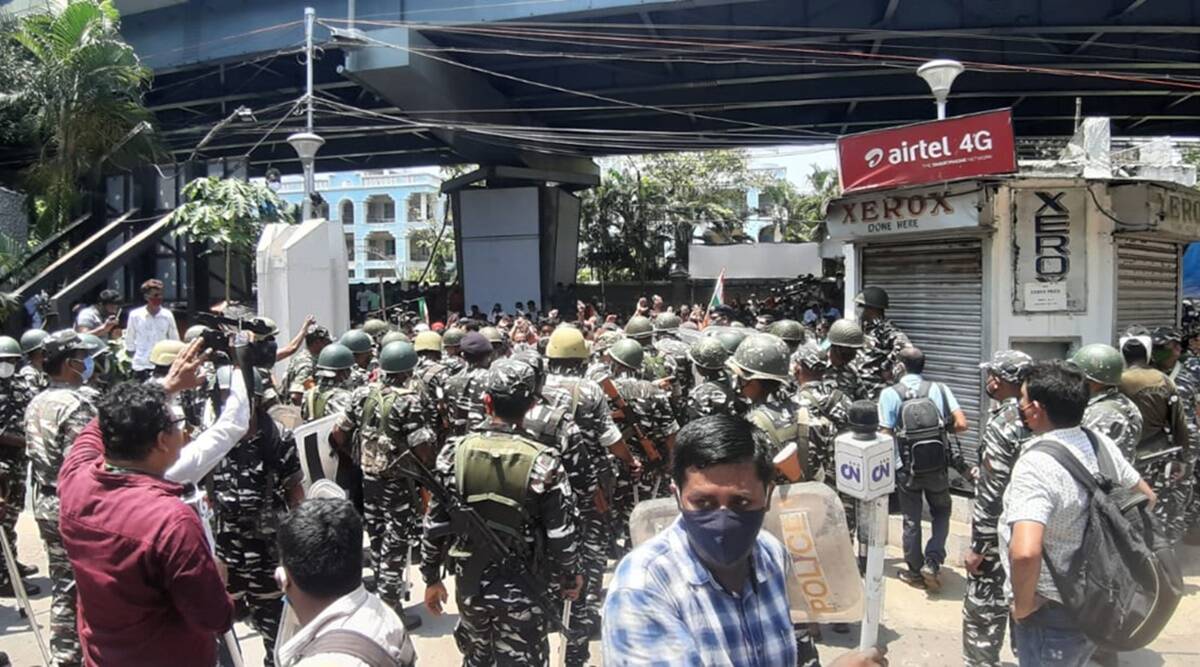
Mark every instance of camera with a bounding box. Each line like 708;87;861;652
193;313;279;369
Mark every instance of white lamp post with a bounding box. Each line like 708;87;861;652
916;59;965;120
287;132;324;220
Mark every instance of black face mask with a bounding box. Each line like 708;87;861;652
679;505;766;568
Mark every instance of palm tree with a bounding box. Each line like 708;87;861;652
7;0;156;239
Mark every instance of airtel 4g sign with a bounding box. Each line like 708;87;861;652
838;109;1017;193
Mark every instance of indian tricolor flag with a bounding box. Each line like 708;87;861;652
416;297;430;324
703;269;725;327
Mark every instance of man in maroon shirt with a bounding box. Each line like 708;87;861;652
58;340;234;666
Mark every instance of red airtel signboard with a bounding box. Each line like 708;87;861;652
837;109;1016;193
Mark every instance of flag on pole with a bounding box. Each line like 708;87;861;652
703;269;726;327
416;297;430;324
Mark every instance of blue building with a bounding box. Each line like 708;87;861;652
273;168;448;285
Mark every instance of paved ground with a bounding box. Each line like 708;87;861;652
3;511;1198;666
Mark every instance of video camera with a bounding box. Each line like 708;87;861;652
192;312;278;369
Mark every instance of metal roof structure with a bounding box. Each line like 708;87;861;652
117;0;1200;174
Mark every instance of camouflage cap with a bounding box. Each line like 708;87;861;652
791;342;828;372
43;330;93;361
307;325;332;342
485;358;537;401
978;349;1033;384
1151;326;1183;345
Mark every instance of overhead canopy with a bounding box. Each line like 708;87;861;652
75;0;1200;174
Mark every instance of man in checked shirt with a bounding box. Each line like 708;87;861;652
602;415;885;667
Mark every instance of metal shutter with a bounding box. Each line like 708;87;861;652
862;239;984;464
1116;238;1179;334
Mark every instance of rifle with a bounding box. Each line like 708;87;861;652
598;376;665;467
397;450;582;640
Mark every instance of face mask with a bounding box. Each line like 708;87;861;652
0;362;13;379
679;504;766;568
80;356;95;383
854;304;865;320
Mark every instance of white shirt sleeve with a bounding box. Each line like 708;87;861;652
165;370;250;484
166;308;180;341
125;311;140;352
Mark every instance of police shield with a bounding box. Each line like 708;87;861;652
626;482;862;623
292;414;341;493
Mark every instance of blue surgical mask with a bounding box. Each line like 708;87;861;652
80;356;95;383
679;505;766;568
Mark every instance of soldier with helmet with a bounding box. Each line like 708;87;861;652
208;365;304;667
826;319;868;402
853;286;910;400
653;312;692;413
441;327;467;376
149;339;187;380
283;323;332;405
363;318;391;343
725;333;821;665
685;337;741;420
711;328;748;357
78;333;113;391
963;350;1033;667
791;342;846;480
1146;326;1199;542
301;343;357;422
332;341;434;627
769;319;807;354
421;359;583;665
1120;326;1194;543
24;330;107;666
340;329;377;389
1075;343;1144;463
625;315;671;381
480;325;507;358
0;335;38;598
413;330;452;444
19;328;49;391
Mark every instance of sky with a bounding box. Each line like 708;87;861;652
747;144;839;192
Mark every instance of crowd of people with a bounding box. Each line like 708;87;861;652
0;276;1194;667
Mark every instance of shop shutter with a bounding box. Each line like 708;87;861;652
1115;237;1179;334
862;239;984;465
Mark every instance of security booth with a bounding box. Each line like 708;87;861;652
829;175;1200;468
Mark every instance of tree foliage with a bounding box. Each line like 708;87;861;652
169;177;294;301
2;0;157;238
757;165;840;242
578;150;757;283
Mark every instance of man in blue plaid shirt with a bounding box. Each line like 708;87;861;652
601;415;885;667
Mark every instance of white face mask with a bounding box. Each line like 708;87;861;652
0;362;14;379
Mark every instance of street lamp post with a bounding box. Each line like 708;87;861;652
916;59;965;120
287;132;324;219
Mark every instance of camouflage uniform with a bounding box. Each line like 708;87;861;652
522;403;601;667
1083;387;1144;464
416;356;453;443
282;347;316;399
1182;354;1200;534
339;378;434;611
24;382;98;667
300;377;354;422
441;352;467;377
1122;366;1194;543
654;337;692;419
855;318;910;401
210;412;302;667
420;424;581;666
19;363;48;392
348;364;371;390
445;366;490;436
685;379;741;421
0;373;34;588
963;398;1029;667
608;377;679;548
825;361;867;403
1166;361;1200;537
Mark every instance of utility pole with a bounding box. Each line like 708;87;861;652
303;7;315;220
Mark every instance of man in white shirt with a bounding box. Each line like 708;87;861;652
124;279;179;378
1001;360;1155;667
274;497;415;667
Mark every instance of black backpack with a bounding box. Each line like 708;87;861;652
1028;433;1182;651
892;381;950;475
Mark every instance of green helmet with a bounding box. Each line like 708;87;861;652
317;343;355;371
380;331;409;348
728;333;791;382
688;337;730;371
43;330;92;362
339;329;374;354
79;334;108;357
625;315;654;340
363;318;391;340
183;325;208;344
593;331;623;354
855;287;889;310
769;319;805;343
215;365;265;395
0;336;22;358
443;328;465;348
379;341;419;374
479;326;504;346
712;329;748;355
609;338;645;370
20;329;48;354
827;319;865;348
1070;344;1125;386
654;312;682;332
